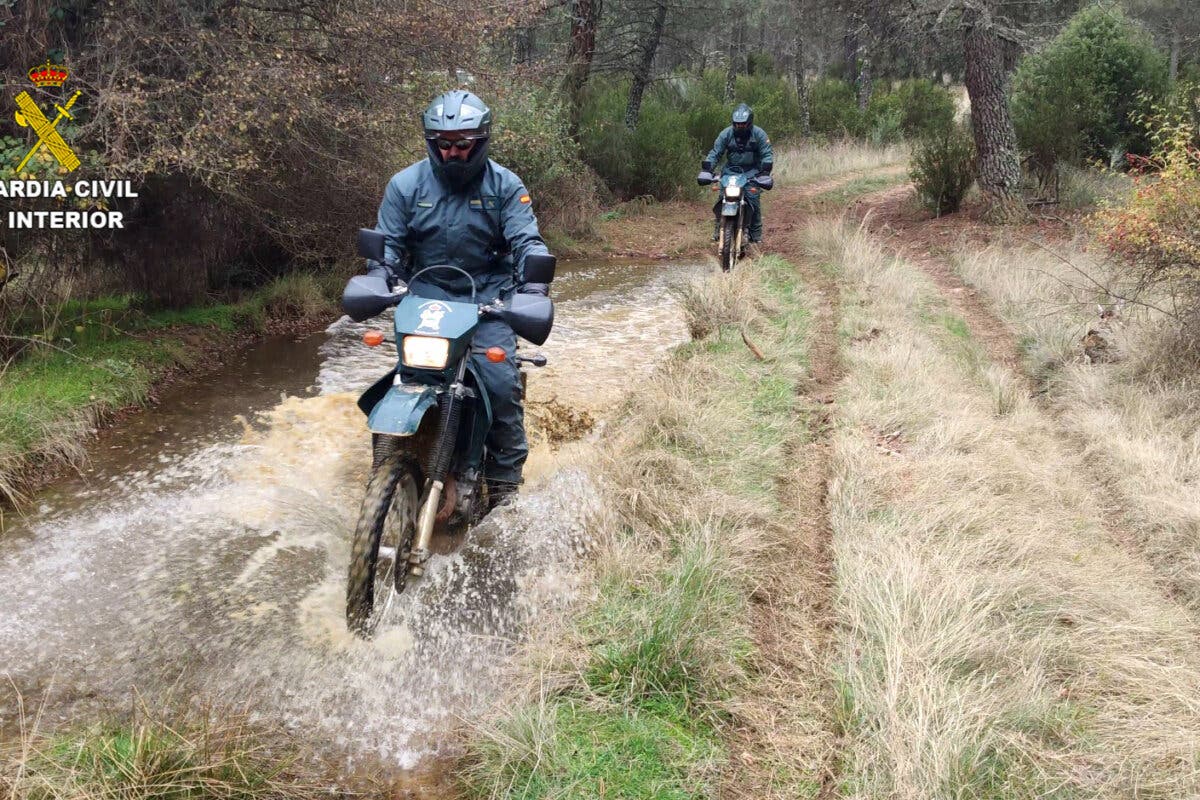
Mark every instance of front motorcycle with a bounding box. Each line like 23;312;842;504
340;229;556;636
697;170;774;272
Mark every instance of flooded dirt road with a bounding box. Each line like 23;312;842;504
0;258;704;770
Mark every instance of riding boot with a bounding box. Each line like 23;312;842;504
711;218;720;242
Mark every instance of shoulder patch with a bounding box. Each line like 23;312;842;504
519;194;531;204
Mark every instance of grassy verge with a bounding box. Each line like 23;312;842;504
947;234;1200;615
465;256;831;798
0;272;335;505
1;701;331;800
813;222;1200;798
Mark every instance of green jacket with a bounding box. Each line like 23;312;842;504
372;158;548;302
705;125;774;176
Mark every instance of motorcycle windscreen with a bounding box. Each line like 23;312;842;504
501;294;554;346
721;202;740;216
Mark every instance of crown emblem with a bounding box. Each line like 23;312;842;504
28;61;69;88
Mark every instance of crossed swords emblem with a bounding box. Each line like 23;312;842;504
13;89;82;174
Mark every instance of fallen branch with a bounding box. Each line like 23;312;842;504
740;327;765;361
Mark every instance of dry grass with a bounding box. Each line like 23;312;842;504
949;238;1200;615
773;141;908;186
811;222;1200;798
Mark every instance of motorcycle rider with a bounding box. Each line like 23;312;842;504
367;90;551;508
701;103;774;245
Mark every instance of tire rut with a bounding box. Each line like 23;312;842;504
852;184;1200;622
718;168;885;799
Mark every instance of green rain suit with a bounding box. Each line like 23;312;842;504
704;122;774;241
370;157;549;486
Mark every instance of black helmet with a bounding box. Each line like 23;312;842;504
423;90;493;189
732;103;753;140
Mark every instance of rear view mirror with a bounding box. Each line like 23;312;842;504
357;228;387;262
524;254;556;285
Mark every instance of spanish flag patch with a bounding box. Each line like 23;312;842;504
519;194;532;204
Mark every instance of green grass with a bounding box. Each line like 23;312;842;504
470;700;719;800
0;273;336;503
466;255;817;798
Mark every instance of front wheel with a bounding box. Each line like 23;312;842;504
720;217;737;272
346;454;422;637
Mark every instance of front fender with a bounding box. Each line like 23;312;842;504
721;202;740;216
366;382;440;436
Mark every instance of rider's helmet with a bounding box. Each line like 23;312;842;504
732;103;753;142
423;90;493;189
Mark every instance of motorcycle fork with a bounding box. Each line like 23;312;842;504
409;356;470;576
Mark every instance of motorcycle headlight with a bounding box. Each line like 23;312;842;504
725;184;742;198
401;335;450;369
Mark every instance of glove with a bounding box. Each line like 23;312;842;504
365;259;394;280
759;162;772;175
701;160;713;172
518;282;549;296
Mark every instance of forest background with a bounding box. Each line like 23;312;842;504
0;0;1197;496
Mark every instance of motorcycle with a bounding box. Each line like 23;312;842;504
340;228;556;636
696;170;774;272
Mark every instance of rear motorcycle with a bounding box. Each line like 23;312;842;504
696;170;774;272
341;229;556;636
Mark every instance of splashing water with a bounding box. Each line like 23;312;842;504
0;258;702;768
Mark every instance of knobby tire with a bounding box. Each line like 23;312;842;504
721;217;737;272
346;454;421;636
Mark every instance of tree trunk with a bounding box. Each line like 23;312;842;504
843;18;859;83
1169;24;1180;83
512;26;535;65
962;8;1028;222
724;7;745;102
856;56;872;111
794;34;811;136
625;0;667;130
564;0;601;140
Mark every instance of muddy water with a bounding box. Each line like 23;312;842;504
0;258;703;770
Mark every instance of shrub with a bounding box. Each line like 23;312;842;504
910;121;976;215
1092;92;1200;353
891;79;957;139
809;78;863;138
578;79;697;199
580;71;799;201
486;79;603;236
1012;5;1169;182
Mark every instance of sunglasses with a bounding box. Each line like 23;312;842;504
435;138;475;151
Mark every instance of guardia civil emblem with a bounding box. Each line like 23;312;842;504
12;60;82;174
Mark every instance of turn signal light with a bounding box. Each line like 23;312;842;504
486;346;507;363
363;330;384;347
